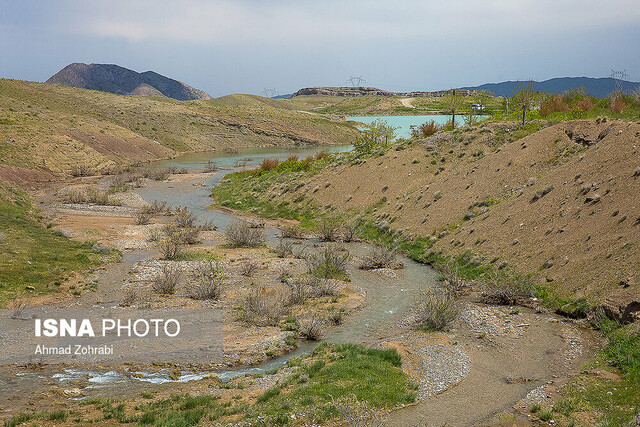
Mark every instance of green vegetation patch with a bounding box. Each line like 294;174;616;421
551;321;640;426
0;181;114;304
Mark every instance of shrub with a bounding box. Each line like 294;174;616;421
412;120;443;138
610;96;628;113
187;260;224;300
316;217;341;242
149;200;171;215
280;224;303;238
9;299;28;320
341;220;360;243
277;266;292;283
414;289;459;331
70;164;93;177
239;259;259;277
152;264;181;294
157;227;183;260
119;288;137;307
309;277;340;297
360;244;397;270
225;220;264;247
539;94;569;117
481;275;534;305
240;287;288;326
143;168;171;181
274;238;293;258
174;207;196;228
203;160;217;173
305;245;350;281
299;316;325;340
259;158;280;171
135;208;153;225
286;278;311;305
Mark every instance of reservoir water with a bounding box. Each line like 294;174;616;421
347;114;487;138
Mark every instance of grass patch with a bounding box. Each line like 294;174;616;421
553;321;640;426
0;181;115;305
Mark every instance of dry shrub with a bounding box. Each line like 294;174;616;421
610;96;628;113
341;220;360;243
360;244;397;270
412;120;443;138
203;160;218;173
539;94;569;117
259;158;280;171
240;287;288;326
70;164;93;177
143;168;171;181
135;208;153;225
187;260;224;300
309;277;340;298
179;227;201;245
152;264;181;294
315;151;330;161
439;267;466;298
60;188;86;204
414;289;459;331
149;200;171;215
286;278;311;305
573;97;595;112
119;288;137;307
480;275;534;305
287;155;299;162
156;227;183;260
9;299;28;319
280;224;303;238
275;238;293;258
86;187;119;205
316;217;341;242
146;227;163;242
299;316;325;340
225;220;264;247
239;259;260;277
174;207;196;228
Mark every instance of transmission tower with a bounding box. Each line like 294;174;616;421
346;76;365;87
610;69;629;93
261;88;279;98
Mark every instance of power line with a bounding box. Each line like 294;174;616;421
610;69;629;93
261;88;279;98
346;76;365;87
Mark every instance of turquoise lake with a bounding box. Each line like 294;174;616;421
347;114;487;139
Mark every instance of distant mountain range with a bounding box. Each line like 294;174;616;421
460;77;639;98
46;63;212;101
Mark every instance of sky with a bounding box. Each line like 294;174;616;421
1;0;639;97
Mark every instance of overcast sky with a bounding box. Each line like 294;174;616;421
1;0;639;97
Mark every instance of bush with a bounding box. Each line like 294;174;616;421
225;220;264;247
174;207;196;228
135;208;153;225
412;120;443;138
299;316;325;340
239;259;259;277
286;278;311;305
259;158;280;171
539;94;569;117
70;164;93;177
149;200;171;215
341;220;360;243
360;244;397;270
280;224;303;238
240;287;288;326
203;160;217;173
309;277;340;297
481;275;534;305
143;168;171;181
414;289;459;331
157;227;183;260
152;264;181;294
316;217;341;242
187;260;224;300
119;288;137;307
305;245;350;281
274;238;293;258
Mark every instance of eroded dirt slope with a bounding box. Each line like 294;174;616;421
264;119;640;311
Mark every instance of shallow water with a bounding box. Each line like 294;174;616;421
347;114;488;138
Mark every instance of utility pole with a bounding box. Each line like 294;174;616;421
610;69;629;94
261;88;279;98
346;76;365;87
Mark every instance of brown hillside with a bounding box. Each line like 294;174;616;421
0;79;358;183
271;119;640;312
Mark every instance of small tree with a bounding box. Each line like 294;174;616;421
354;119;396;154
511;80;537;125
442;89;464;128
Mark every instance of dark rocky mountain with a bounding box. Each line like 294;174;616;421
46;63;212;101
460;77;640;98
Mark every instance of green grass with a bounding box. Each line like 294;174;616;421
552;321;640;426
73;343;414;425
0;181;116;305
3;410;67;427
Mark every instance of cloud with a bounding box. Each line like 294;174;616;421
55;0;640;47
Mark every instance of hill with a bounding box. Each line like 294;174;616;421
212;119;640;318
460;77;640;97
46;63;213;101
0;79;358;184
